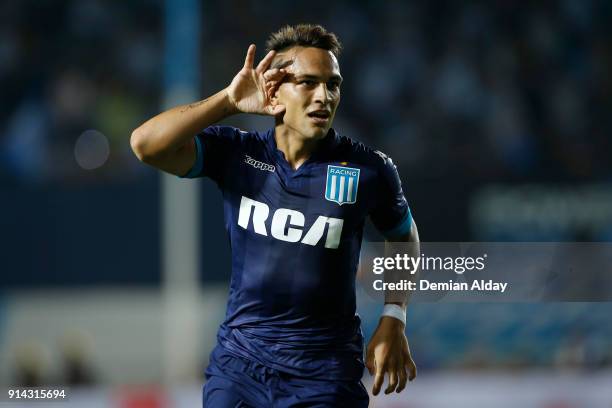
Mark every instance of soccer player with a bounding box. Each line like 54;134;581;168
131;24;418;407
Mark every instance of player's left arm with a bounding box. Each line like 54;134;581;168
366;218;419;395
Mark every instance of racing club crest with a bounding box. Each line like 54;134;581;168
325;165;360;205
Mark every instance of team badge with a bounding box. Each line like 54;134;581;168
325;165;360;205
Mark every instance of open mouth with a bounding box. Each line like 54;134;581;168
307;110;331;124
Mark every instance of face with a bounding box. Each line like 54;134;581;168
272;46;342;140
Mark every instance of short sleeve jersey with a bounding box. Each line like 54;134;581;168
183;126;412;380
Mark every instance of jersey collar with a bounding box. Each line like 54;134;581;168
264;128;340;164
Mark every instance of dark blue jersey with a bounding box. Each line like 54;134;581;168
182;126;412;380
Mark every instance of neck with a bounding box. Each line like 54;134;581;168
274;123;327;170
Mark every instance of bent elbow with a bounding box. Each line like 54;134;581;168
130;128;155;163
130;129;145;160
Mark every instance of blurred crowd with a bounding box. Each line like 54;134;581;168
0;0;161;184
13;330;97;387
1;1;611;185
359;302;612;371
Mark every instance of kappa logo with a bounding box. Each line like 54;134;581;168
325;165;360;206
244;155;275;172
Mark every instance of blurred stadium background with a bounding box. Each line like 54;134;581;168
1;0;611;407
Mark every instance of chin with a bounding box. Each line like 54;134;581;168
306;126;330;140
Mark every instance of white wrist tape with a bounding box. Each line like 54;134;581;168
382;304;406;325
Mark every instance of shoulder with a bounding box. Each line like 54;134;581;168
333;133;396;173
201;125;265;142
198;126;268;151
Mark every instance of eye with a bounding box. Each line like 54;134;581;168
299;80;317;86
328;82;340;91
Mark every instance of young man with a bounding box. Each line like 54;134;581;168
131;24;418;407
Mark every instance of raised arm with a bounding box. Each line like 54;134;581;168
130;44;287;176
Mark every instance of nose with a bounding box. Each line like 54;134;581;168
313;82;331;104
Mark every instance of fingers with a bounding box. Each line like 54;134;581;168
256;50;277;74
264;69;287;101
265;81;280;99
263;68;286;81
243;44;256;70
407;358;417;381
372;362;385;396
265;79;280;90
393;357;416;393
396;367;408;393
371;358;415;396
384;369;398;394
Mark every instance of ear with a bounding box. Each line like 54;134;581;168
269;86;282;105
268;87;286;116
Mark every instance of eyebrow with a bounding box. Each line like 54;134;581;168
295;74;343;83
271;59;294;70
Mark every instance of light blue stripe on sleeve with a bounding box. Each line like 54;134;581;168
382;207;412;239
179;136;203;178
